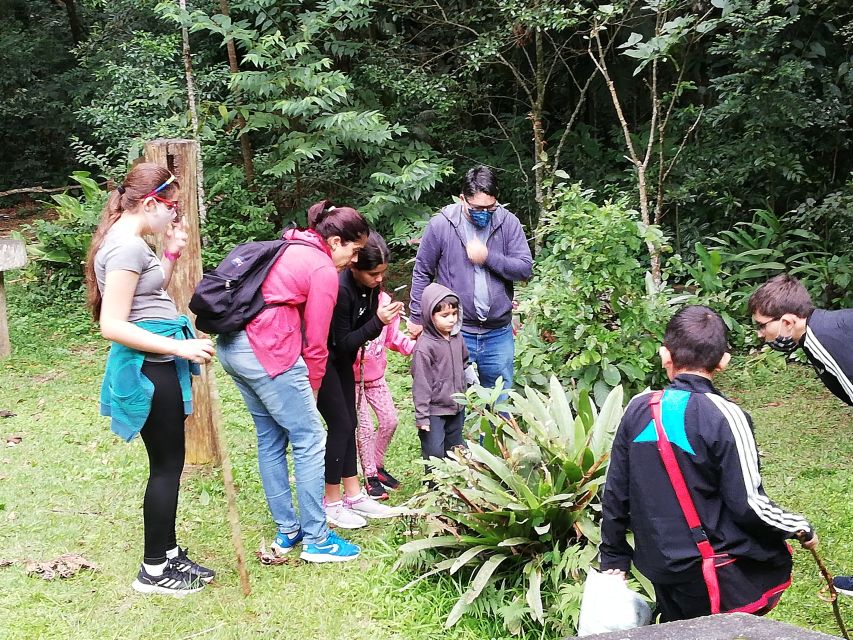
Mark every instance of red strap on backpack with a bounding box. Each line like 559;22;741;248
649;390;722;614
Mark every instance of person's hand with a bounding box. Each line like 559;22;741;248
602;569;627;581
377;301;404;325
466;238;488;265
798;530;819;550
407;322;423;339
417;423;430;431
164;218;188;255
174;338;215;364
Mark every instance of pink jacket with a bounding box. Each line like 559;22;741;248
246;229;338;390
354;291;415;382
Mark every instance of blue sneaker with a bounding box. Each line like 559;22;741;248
834;575;853;597
271;528;304;555
300;531;360;563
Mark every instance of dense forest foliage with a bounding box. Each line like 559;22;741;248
3;0;851;394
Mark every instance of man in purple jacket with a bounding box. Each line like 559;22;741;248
408;166;533;395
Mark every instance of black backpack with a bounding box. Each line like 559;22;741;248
189;238;316;334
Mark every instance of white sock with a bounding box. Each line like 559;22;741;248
143;560;168;576
165;546;180;560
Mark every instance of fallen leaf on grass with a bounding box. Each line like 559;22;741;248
255;539;298;566
0;559;13;568
763;401;783;407
25;553;98;580
0;410;15;418
6;435;22;447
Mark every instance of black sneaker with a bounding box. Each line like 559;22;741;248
170;547;216;583
365;476;389;500
376;467;400;491
131;563;205;597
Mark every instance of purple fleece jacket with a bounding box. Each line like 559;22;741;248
409;203;533;330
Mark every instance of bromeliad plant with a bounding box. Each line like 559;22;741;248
396;378;625;636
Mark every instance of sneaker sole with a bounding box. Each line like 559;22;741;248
131;579;204;597
271;543;300;555
836;586;853;597
367;492;389;501
326;515;367;529
299;551;360;563
349;508;398;520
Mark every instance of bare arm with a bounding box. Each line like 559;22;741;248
100;270;214;363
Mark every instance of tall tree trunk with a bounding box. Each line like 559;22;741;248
531;29;547;252
61;0;84;44
179;0;208;224
220;0;255;187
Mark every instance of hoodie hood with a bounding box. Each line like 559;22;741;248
283;227;333;258
420;282;463;338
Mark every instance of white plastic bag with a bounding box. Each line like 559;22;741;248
577;569;652;637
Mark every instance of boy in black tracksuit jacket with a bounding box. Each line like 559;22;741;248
600;306;817;623
749;274;853;591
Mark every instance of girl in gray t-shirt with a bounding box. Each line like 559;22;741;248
84;162;215;596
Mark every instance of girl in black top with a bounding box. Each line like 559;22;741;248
317;231;403;527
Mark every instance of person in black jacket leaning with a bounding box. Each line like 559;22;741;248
749;274;853;594
600;306;817;623
317;228;403;529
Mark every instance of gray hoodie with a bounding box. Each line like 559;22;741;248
411;283;475;423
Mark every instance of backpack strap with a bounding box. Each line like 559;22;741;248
259;238;327;313
649;390;722;614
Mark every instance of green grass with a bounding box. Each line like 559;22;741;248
0;283;851;639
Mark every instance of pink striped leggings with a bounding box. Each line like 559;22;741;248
355;378;399;478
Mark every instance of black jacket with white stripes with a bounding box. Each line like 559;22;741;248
599;374;813;584
802;308;853;406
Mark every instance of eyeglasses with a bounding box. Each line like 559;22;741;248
142;175;181;223
463;197;498;212
148;194;182;224
754;317;780;331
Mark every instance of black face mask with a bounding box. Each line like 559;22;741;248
767;334;799;353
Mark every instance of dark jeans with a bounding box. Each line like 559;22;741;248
418;411;465;463
139;361;186;565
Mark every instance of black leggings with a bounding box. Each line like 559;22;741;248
317;362;358;485
140;362;186;565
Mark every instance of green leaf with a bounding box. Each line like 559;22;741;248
526;565;544;623
449;545;490;574
399;535;463;553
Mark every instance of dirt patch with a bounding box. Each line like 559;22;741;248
0;202;56;238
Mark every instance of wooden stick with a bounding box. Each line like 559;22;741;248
207;364;252;596
0;182;108;198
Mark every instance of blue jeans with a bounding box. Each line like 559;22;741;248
217;331;328;545
462;324;515;397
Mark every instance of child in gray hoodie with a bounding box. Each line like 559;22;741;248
411;283;478;462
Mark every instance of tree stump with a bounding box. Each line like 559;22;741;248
144;139;219;465
0;239;28;359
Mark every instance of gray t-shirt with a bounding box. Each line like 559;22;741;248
95;231;179;361
461;217;491;322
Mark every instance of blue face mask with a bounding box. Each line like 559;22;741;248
468;208;493;229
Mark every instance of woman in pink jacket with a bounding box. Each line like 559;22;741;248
352;236;416;500
217;201;368;563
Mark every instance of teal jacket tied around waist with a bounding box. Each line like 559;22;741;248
100;316;201;442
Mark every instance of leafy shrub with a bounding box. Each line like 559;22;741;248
396;379;635;637
680;207;853;349
16;172;105;293
200;164;278;268
514;183;672;402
